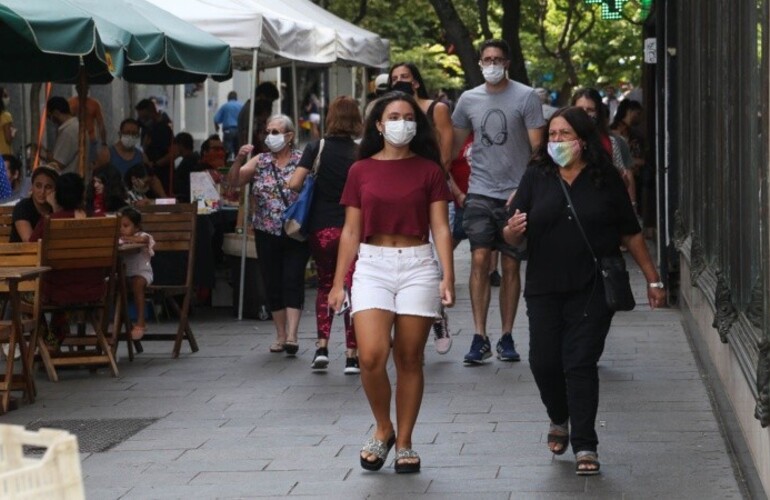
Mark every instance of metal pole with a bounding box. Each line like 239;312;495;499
237;48;259;320
291;61;299;135
203;79;211;139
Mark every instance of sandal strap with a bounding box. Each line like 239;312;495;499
361;437;388;458
576;450;598;461
549;421;569;434
395;448;420;460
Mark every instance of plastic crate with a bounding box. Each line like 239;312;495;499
0;424;85;499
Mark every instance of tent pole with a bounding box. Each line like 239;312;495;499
203;79;211;139
291;61;299;139
76;63;88;177
238;48;259;321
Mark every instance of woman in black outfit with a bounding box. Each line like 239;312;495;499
503;107;666;475
288;96;362;374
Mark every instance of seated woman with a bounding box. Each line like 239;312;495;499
30;173;107;347
9;165;58;242
125;164;162;207
86;169;127;215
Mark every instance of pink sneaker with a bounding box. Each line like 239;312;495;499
433;311;452;354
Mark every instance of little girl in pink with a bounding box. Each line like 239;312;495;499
118;207;155;340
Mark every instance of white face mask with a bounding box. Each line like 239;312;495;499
2;97;9;108
264;133;286;153
173;156;183;169
120;134;139;149
482;64;506;85
382;120;417;147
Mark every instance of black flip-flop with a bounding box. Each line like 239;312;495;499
284;341;299;356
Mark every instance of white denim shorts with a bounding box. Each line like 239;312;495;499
352;243;441;318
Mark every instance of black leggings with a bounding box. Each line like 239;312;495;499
254;230;310;311
526;282;614;454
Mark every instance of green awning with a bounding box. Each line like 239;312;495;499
0;0;140;83
69;0;232;83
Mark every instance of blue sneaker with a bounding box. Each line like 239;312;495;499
496;333;521;362
464;334;492;364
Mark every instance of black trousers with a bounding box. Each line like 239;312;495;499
526;281;614;453
254;230;310;311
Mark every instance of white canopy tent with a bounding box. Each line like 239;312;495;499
147;0;389;318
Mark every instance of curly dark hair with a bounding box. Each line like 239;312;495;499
86;167;128;213
358;91;441;167
531;106;616;188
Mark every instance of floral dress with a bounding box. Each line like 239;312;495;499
251;149;303;235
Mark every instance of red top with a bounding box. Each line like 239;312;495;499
600;133;612;156
30;211;109;305
449;134;473;207
340;156;452;241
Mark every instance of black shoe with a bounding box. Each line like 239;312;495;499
311;347;329;369
344;356;360;375
489;270;502;287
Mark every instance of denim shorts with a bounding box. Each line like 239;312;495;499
352;243;441;318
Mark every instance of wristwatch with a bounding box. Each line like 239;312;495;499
648;281;665;289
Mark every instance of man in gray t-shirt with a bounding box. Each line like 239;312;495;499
451;39;545;365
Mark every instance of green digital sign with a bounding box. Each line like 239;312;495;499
584;0;628;20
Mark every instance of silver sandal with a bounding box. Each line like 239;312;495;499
394;448;421;474
359;434;395;471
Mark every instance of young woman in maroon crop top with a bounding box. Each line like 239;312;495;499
329;92;455;474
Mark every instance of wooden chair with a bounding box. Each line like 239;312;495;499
0;205;14;241
0;241;42;404
137;203;199;358
29;217;120;382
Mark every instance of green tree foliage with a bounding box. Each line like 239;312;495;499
322;0;642;94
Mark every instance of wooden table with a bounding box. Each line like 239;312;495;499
0;266;49;414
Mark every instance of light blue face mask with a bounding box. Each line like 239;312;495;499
547;140;581;168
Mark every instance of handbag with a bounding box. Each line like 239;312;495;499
557;177;635;312
271;139;325;241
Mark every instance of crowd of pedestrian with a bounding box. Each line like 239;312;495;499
0;37;664;480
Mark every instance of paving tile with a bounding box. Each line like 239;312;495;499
2;242;746;499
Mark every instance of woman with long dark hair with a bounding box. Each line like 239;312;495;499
288;96;363;374
503;107;665;475
328;92;454;473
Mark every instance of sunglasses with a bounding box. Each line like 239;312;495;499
264;129;286;135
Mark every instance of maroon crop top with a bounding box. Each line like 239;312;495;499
340;156;452;241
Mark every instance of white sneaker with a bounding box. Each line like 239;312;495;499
433;311;452;355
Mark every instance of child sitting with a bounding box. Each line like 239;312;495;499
118;207;155;340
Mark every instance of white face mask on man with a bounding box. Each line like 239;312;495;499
120;134;139;149
482;64;506;85
382;119;417;147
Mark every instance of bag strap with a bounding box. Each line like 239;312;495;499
311;139;325;175
556;175;598;269
269;162;290;208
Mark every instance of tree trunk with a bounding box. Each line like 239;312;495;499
501;0;530;85
428;0;483;88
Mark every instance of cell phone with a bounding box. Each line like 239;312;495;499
335;286;351;316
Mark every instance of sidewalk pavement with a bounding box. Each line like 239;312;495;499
4;242;746;499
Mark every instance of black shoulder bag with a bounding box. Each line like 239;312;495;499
557;177;636;312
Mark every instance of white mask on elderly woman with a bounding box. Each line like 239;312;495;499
264;133;287;153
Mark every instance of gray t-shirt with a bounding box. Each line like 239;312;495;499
452;80;545;200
